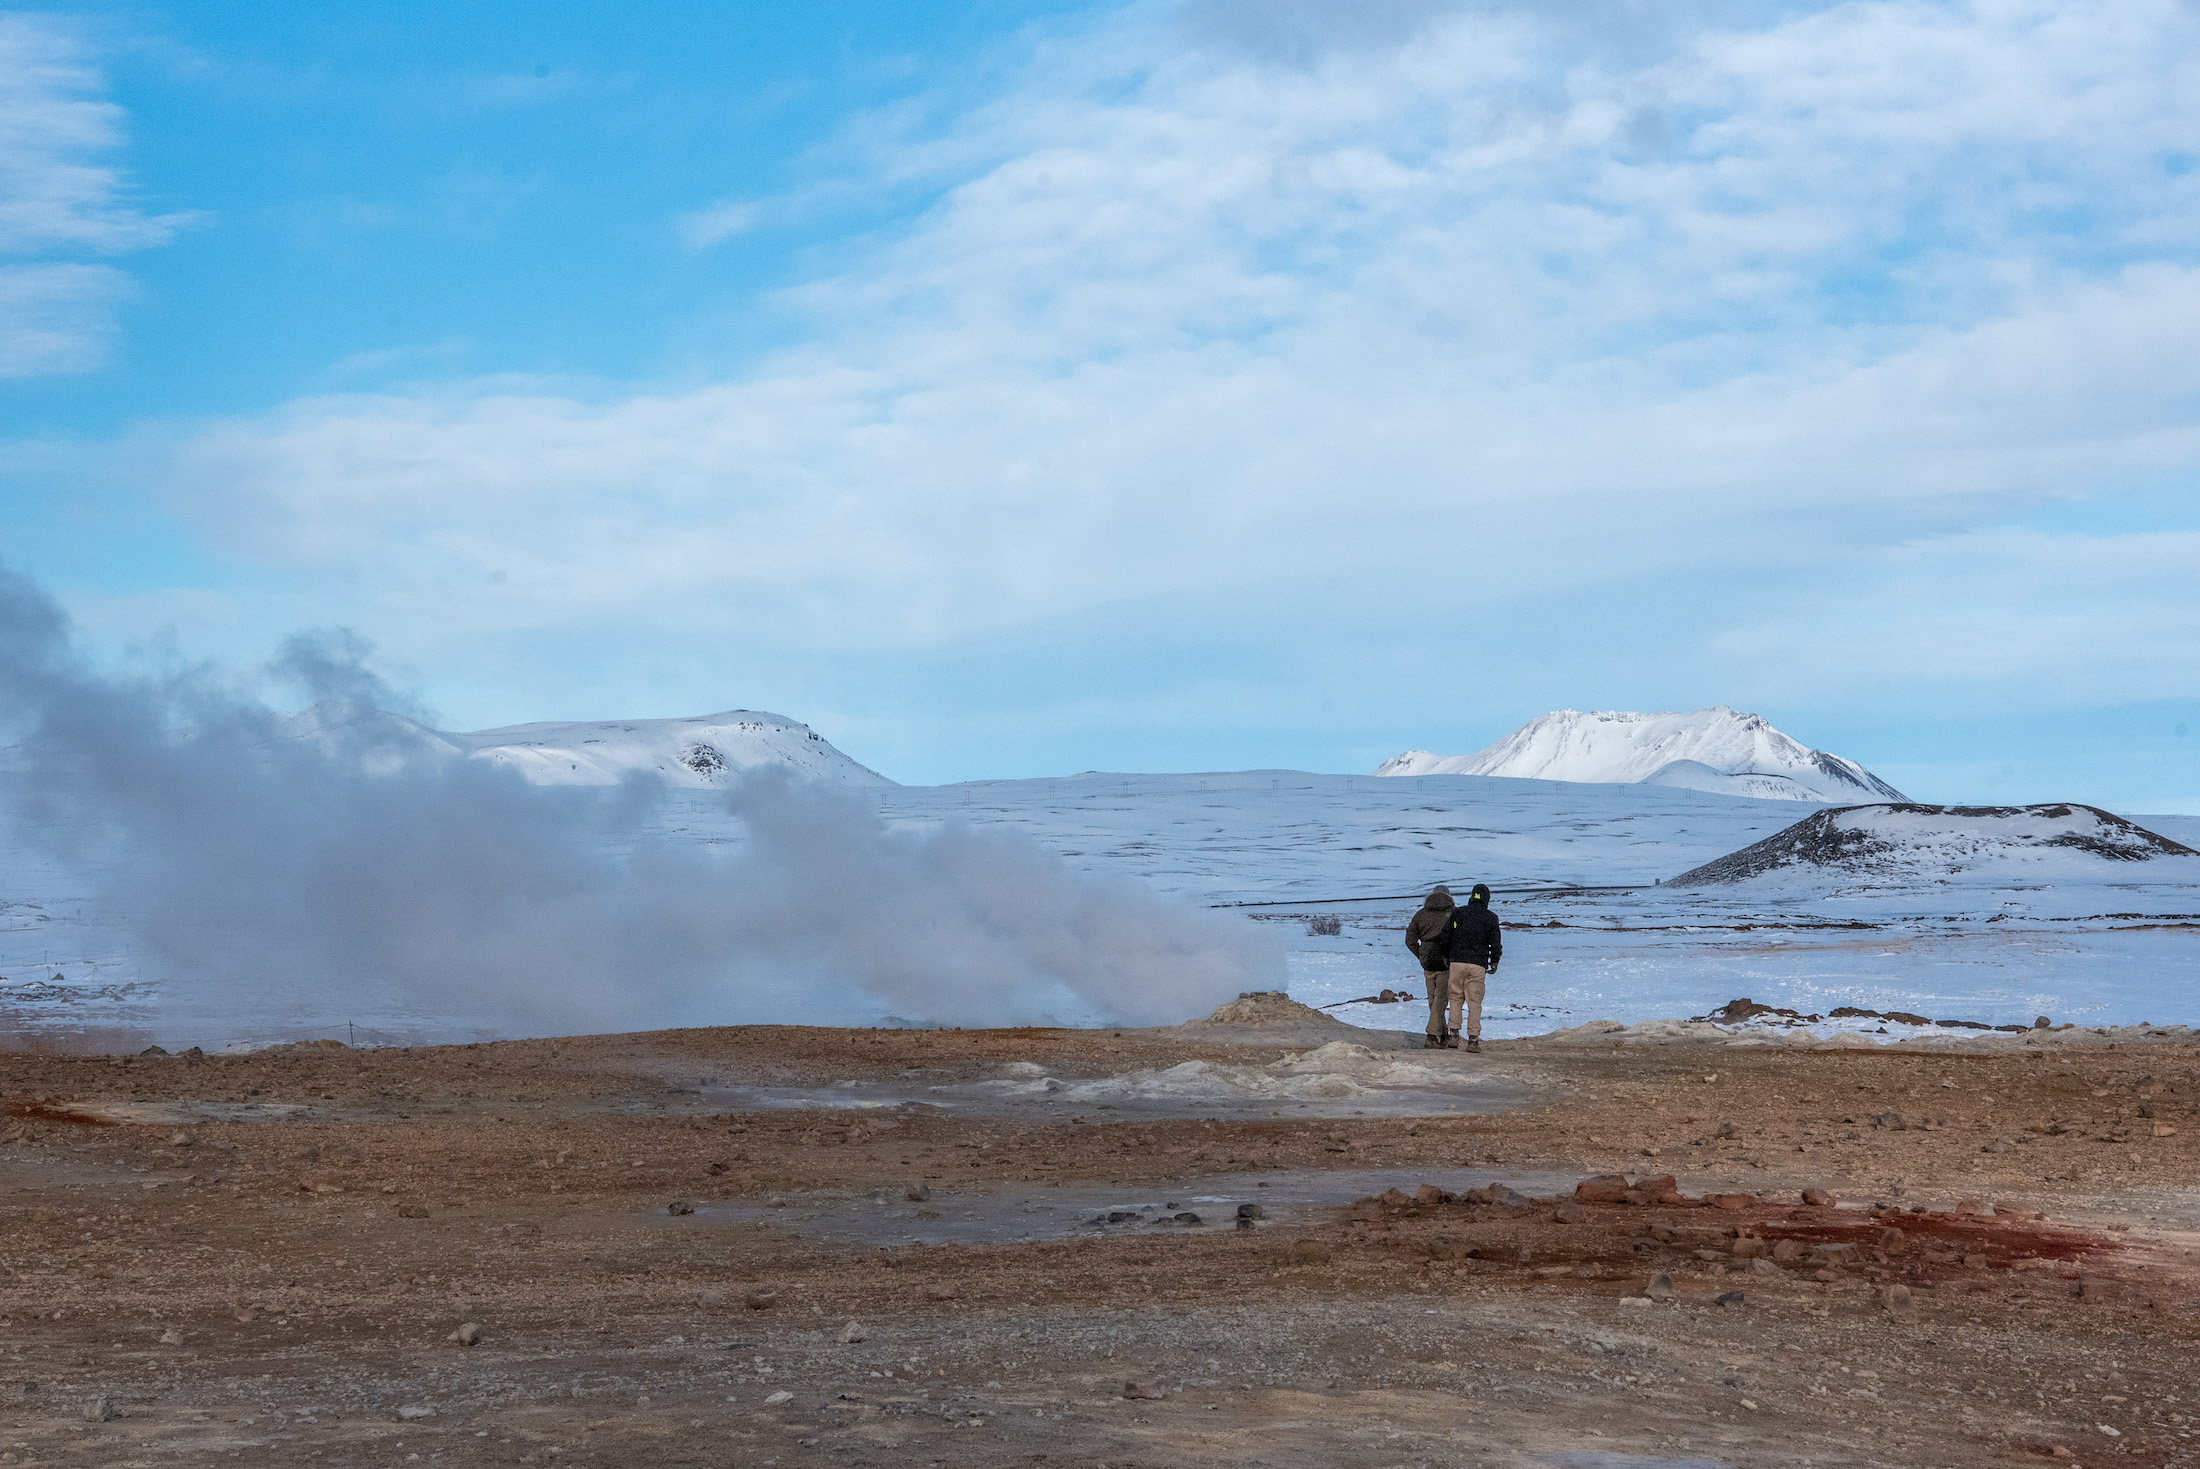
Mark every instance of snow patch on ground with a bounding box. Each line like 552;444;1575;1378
1537;1017;2200;1051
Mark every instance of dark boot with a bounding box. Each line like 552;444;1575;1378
1422;1032;1441;1050
1464;1035;1481;1053
1442;1032;1461;1049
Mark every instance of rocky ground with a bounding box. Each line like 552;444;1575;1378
0;1012;2194;1468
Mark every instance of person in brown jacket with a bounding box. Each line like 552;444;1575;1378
1403;885;1456;1050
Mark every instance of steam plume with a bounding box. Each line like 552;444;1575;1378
0;569;1280;1041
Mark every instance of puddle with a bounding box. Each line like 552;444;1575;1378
702;1166;1582;1247
701;1043;1526;1121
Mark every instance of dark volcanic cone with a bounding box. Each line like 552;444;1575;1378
1669;802;2198;886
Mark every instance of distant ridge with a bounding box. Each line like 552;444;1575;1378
453;710;893;788
280;705;894;787
1376;706;1904;804
1670;803;2198;885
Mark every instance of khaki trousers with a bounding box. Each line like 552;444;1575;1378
1427;962;1486;1038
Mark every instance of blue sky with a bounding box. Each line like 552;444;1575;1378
3;0;2198;806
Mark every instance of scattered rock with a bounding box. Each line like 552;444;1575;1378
906;1183;930;1202
165;1131;193;1147
157;1328;184;1346
764;1390;794;1406
395;1405;435;1420
1954;1198;1987;1216
1489;1186;1532;1209
1236;1203;1264;1220
1800;1186;1836;1207
836;1320;866;1343
2152;1122;2177;1137
1646;1273;1676;1302
1123;1380;1166;1400
1172;1212;1202;1225
1631;1173;1680;1200
1413;1184;1445;1206
1714;1290;1746;1308
1576;1174;1631;1204
1713;1121;1740;1139
1553;1201;1587;1225
1771;1240;1808;1264
1884;1283;1916;1321
396;1203;429;1219
1746;1258;1784;1277
1873;1112;1907;1130
84;1396;115;1423
1730;1237;1766;1259
449;1322;481;1347
666;1201;694;1216
744;1291;779;1310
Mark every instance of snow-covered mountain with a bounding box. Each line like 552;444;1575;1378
450;710;893;788
1669;802;2200;885
1375;707;1905;803
275;705;893;787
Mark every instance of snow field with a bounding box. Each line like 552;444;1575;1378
4;765;2195;1044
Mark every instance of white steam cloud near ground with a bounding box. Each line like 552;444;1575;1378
0;568;1280;1037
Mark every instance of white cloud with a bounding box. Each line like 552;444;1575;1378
0;13;190;375
0;261;132;376
124;0;2200;723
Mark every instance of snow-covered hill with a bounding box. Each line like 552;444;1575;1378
267;703;891;787
450;710;893;788
1669;802;2200;885
1376;707;1904;803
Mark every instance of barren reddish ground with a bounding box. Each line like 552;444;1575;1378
0;1025;2194;1466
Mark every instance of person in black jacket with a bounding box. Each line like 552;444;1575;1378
1439;883;1502;1052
